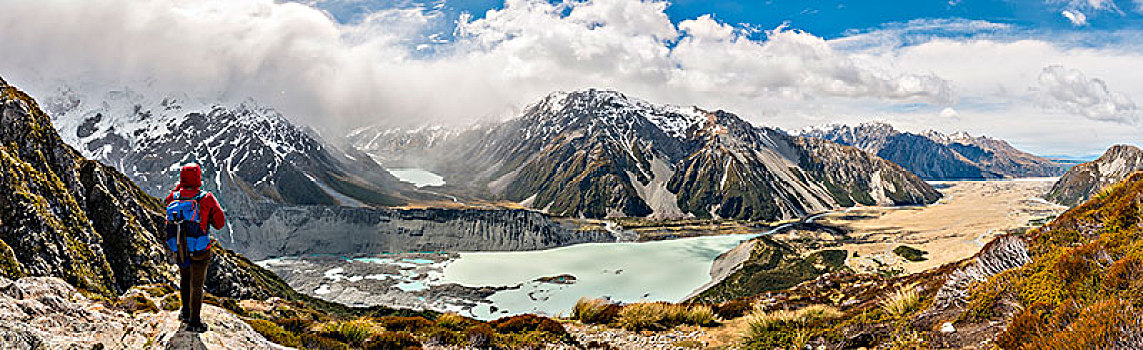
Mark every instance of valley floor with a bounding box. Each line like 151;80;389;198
809;178;1065;274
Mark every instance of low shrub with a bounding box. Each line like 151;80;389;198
425;327;464;346
160;294;181;311
375;316;433;332
571;298;620;324
300;334;350;350
201;294;246;317
880;286;922;319
490;314;566;335
118;294;158;314
137;284;175;298
465;324;495;348
996;303;1049;349
363;331;421;350
276;317;317;334
714;299;753;319
245;319;301;348
740;305;841;349
615;302;719;331
320;319;380;345
893;245;928;262
434;313;475;331
682;305;717;326
617;303;671;331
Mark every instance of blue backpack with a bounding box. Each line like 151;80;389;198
165;192;212;267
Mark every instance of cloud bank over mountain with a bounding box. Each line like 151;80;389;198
0;0;1139;156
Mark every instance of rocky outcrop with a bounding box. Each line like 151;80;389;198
0;276;289;350
1045;144;1143;206
225;204;614;260
359;90;941;221
932;234;1031;309
803;122;1064;180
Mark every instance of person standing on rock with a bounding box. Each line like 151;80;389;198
164;163;226;333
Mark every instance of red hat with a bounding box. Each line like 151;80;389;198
179;163;203;188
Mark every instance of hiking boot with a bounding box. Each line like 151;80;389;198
186;321;209;333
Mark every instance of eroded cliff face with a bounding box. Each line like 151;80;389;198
222;202;615;260
1046;144;1143;206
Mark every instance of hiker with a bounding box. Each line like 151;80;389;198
164;163;225;333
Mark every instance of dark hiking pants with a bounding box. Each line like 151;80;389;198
179;249;212;324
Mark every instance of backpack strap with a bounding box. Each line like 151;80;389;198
177;190;208;201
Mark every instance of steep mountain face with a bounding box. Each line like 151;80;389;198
0;76;298;299
46;87;413;208
802;122;1064;180
1045;144;1143;206
356;90;941;221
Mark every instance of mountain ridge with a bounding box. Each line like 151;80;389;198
353;89;942;221
801;121;1065;180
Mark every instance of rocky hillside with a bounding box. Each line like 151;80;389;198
802;122;1064;180
694;171;1143;349
0;75;322;301
1045;144;1143;206
356;90;940;221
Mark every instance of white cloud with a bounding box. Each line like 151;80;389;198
1061;10;1088;26
1034;65;1138;124
0;0;1139;157
0;0;953;131
939;107;960;119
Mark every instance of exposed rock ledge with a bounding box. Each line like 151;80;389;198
0;276;288;350
224;204;616;260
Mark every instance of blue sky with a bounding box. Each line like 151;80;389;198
1;0;1140;157
306;0;1143;37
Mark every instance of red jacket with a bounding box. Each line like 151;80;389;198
164;164;225;233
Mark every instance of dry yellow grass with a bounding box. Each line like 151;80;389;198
817;180;1066;274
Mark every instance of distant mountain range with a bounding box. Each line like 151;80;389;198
353;89;941;221
40;84;610;260
801;122;1065;180
1046;144;1143;206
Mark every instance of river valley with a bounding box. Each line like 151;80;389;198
257;179;1066;320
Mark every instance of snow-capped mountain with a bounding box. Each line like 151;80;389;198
353;89;942;220
801;122;1065;180
45;86;414;208
1046;144;1143;206
347;124;464;167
